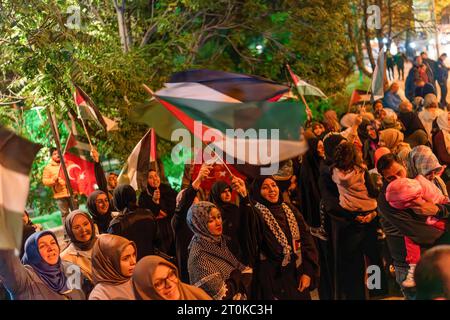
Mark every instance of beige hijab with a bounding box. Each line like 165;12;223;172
91;234;136;285
380;128;411;155
132;255;212;300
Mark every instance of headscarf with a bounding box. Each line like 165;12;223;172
323;110;341;133
379;128;411;155
187;201;222;245
64;210;97;251
22;231;68;293
374;147;392;169
91;234;137;285
113;184;137;211
408;145;443;178
132;255;212;300
250;177;301;267
437;111;450;154
87;190;112;234
323;133;347;165
386;178;423;210
209;181;233;212
186;202;245;299
358;118;371;142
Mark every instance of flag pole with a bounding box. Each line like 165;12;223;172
286;64;312;119
46;106;75;210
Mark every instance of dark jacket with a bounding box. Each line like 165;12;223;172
108;208;157;260
437;59;449;83
377;183;450;247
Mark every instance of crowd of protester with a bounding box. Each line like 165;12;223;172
2;52;450;301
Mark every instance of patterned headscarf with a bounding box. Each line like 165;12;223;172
408;145;443;178
187;201;221;245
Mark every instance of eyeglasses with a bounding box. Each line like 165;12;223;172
154;269;178;290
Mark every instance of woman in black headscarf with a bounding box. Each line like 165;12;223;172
239;176;319;300
208;181;242;260
358;119;380;170
138;170;177;256
87;190;112;234
109;184;157;260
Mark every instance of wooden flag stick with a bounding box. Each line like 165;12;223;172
203;142;234;177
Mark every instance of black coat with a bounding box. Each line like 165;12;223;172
243;197;319;300
171;185;197;283
138;183;177;256
108;208;157;261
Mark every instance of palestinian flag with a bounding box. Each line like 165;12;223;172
130;70;290;140
286;64;327;98
118;128;157;191
153;94;307;177
74;85;118;132
0;126;41;250
349;89;372;107
61;133;97;196
371;49;387;101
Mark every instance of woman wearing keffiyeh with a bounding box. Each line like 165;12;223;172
245;176;320;300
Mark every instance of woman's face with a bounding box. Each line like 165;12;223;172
260;178;279;203
71;215;93;243
153;264;181;300
147;171;161;188
120;244;137;277
317;140;325;158
207;207;223;236
378;137;386;147
38;234;60;265
374;103;383;112
313;124;325;137
95;193;110;215
219;188;232;203
367;125;377;139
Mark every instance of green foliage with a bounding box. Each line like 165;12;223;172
0;0;354;216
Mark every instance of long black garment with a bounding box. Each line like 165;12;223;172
299;138;323;227
319;162;385;300
138;183;177;256
108;185;157;261
209;181;243;261
242;185;319;300
171;185;197;283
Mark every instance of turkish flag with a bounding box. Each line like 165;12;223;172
60;133;97;196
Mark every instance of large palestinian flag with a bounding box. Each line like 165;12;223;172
0;126;41;250
131;69;290;140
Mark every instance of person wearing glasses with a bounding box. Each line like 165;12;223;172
87;190;113;234
132;255;211;300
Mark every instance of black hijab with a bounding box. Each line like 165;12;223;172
113;184;137;211
323;133;346;165
87;190;112;234
250;176;283;208
208;181;235;211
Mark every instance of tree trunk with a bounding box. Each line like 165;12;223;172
348;21;372;77
113;0;130;53
361;0;376;70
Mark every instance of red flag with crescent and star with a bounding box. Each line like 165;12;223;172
59;133;97;196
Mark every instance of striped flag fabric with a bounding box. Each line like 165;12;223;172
130;69;290;140
153;94;307;177
349;89;372;107
74;85;118;132
118;128;157;191
286;64;327;98
0;126;41;250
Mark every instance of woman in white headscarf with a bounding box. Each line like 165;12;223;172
418;94;444;144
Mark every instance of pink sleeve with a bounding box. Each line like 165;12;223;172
415;175;448;204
